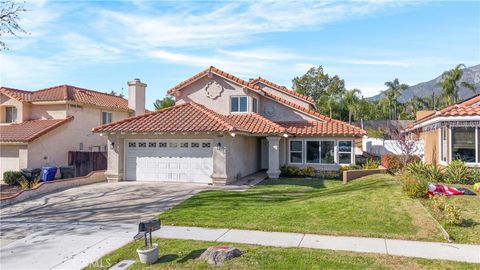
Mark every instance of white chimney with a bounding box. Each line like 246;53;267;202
128;78;147;116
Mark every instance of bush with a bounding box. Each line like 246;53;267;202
302;167;316;177
3;171;23;185
381;155;402;174
280;165;303;177
430;194;446;211
444;160;474;184
444;204;462;225
362;159;379;170
401;173;428;198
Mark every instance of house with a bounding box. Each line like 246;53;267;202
405;94;480;166
93;66;366;184
0;82;142;179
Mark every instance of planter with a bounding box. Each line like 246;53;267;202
137;244;159;264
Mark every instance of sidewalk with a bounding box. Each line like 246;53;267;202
154;226;480;264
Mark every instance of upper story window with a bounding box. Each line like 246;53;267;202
5;107;17;123
231;96;248;113
252;97;258;113
102;112;112;124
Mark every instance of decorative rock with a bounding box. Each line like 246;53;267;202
199;246;242;266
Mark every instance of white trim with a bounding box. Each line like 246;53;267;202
288;139;303;165
409;115;480;131
338;140;354;165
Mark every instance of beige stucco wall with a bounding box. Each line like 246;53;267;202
421;129;440;165
30;104;68;119
225;135;260;181
0;145;28;179
255;82;312;109
0;94;24;123
259;97;316;122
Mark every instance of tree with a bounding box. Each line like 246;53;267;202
0;0;28;50
109;90;124;98
383;79;408;120
342;89;361;123
153;96;175;111
438;64;476;105
292;66;346;118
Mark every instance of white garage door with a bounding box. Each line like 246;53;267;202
125;140;213;183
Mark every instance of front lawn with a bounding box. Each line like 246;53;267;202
160;174;444;242
421;189;480;244
86;238;478;270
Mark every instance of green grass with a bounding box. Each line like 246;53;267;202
421;187;480;244
85;238;479;270
160;174;444;242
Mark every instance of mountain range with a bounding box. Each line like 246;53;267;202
367;64;480;103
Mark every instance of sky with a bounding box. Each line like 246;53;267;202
1;0;479;110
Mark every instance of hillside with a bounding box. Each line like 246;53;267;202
368;64;480;103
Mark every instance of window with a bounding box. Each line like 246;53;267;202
338;141;352;164
451;127;476;163
138;142;146;148
306;141;320;163
5;107;17;123
128;142;136;148
289;140;303;163
79;142;84;151
231;96;248;113
148;142;157;148
159;142;167;148
440;127;447;162
202;142;211;148
191;142;200;148
252;98;258;113
321;141;335;164
169;142;178;148
102;112;112;124
180;142;189;148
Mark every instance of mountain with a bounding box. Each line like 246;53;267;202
367;64;480;103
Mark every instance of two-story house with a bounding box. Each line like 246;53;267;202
94;67;365;184
0;81;144;179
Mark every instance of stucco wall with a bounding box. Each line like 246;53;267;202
259;97;316;122
0;94;24;123
421;129;439;165
30;104;68;119
225;135;260;181
0;145;28;179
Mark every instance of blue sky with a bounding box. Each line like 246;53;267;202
1;0;479;110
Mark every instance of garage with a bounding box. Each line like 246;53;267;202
125;139;213;183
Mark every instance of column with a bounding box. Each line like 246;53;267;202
266;136;281;179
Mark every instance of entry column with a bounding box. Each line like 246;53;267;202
266;136;281;179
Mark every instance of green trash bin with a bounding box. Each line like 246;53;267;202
60;166;76;179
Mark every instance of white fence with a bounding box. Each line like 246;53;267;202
363;136;424;159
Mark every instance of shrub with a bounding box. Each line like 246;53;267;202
280;165;303;177
430;195;446;211
302;167;316;177
401;173;428;198
405;162;444;183
444;204;462;225
362;159;379;170
444;160;474;184
381;154;402;174
3;171;23;185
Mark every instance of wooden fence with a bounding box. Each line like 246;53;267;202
68;151;107;177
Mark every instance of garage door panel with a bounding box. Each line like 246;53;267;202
126;140;213;183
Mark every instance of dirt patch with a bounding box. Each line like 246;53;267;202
0;184;22;199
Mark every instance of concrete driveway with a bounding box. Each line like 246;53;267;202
0;181;209;269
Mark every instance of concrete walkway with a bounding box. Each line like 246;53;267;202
153;226;480;264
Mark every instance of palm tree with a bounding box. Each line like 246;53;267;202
438;64;476;105
414;92;442;111
153;96;175;111
343;89;361;123
384;79;408;120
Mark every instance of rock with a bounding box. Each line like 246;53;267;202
199;246;242;266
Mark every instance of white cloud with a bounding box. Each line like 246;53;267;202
0;54;60;88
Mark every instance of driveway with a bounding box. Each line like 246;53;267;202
0;181;209;270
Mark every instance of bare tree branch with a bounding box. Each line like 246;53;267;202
0;0;28;50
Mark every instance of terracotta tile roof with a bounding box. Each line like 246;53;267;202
93;102;240;133
226;113;286;134
167;66;261;96
251;77;315;105
0;117;73;143
278;121;366;136
413;94;480;126
0;85;130;111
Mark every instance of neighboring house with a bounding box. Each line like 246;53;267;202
405;95;480;166
0;83;140;179
94;67;365;184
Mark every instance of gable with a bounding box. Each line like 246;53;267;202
254;81;313;110
259;96;317;122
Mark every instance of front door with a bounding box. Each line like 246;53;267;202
261;139;269;169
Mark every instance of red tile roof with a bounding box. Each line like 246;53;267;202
167;66;261;96
0;117;73;142
279;121;366;136
94;102;364;136
0;85;130;111
251;77;315;105
413;94;480;126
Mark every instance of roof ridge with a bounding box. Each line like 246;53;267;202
34;84;127;100
251;77;315;104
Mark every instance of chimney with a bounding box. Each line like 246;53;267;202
128;78;147;116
